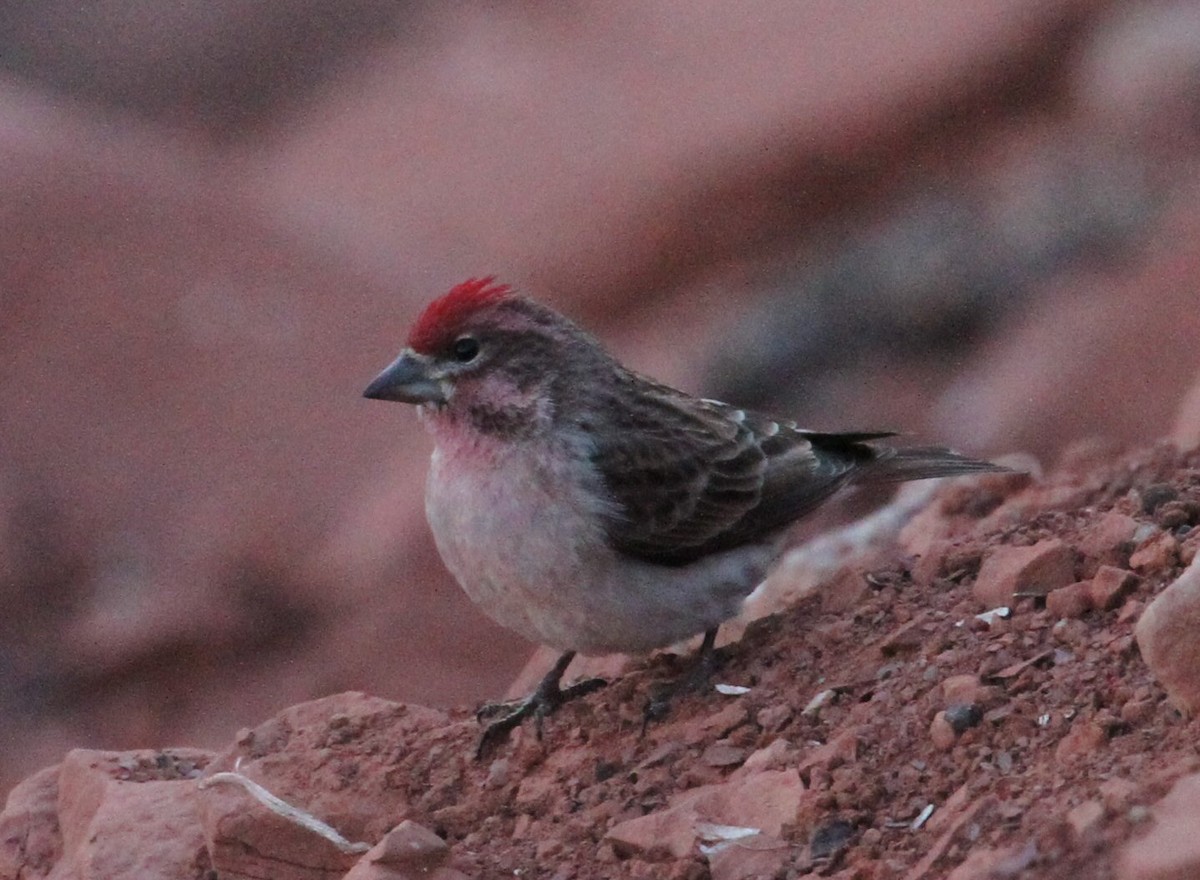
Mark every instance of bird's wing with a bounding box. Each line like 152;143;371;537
588;377;884;566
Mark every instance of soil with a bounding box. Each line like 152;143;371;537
14;440;1192;879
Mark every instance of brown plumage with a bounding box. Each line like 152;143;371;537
364;278;1009;752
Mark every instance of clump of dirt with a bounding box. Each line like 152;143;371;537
4;442;1200;880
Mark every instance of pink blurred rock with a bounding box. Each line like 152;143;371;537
973;539;1076;606
254;1;1096;310
938;199;1200;463
1172;368;1200;450
1135;558;1200;714
0;77;528;792
1117;773;1200;880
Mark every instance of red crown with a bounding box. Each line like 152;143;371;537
407;277;513;353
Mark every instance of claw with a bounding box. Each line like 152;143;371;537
474;651;606;759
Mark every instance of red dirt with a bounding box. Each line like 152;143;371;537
6;441;1200;879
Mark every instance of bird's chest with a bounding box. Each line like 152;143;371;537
424;429;611;643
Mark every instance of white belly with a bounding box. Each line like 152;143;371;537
424;429;778;655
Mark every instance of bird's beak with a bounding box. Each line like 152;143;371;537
363;350;446;405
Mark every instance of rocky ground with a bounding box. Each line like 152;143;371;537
6;0;1200;797
5;440;1200;880
6;3;1200;879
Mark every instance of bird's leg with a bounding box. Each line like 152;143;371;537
475;650;606;759
642;627;722;730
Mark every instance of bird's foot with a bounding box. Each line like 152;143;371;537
476;677;606;758
642;628;722;732
474;650;606;759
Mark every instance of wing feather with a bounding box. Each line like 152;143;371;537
589;378;877;565
585;372;1006;566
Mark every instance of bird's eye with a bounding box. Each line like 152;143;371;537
452;336;480;362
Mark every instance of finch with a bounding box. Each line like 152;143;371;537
364;277;1006;750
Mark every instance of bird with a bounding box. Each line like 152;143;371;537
363;277;1007;752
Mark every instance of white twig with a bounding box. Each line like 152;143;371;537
199;769;370;855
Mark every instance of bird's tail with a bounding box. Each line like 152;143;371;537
861;446;1013;484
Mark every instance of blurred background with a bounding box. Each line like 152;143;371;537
3;0;1200;792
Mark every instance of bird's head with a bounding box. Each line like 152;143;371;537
364;277;606;434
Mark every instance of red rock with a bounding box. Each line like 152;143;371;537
1117;773;1200;880
1046;581;1094;618
1135;559;1200;714
1089;566;1140;610
198;769;367;880
604;801;703;860
1120;698;1155;725
1054;720;1108;762
973;539;1076;606
910;538;953;586
1179;528;1200;566
514;774;559;815
939;674;992;707
345;863;469;880
1129;530;1180;574
343;820;468;880
1118;599;1145;625
370;820;448;871
945;842;1037;880
929;712;958;751
690;703;751;742
483;758;510;790
1100;778;1139;812
604;769;806;861
1066;799;1105;840
1079;511;1140;567
706;833;790;880
821;566;870;613
897;466;1026;564
701;743;748;768
0;766;62;879
754;704;794;733
733;740;793;780
975;484;1095;538
56;748;211;880
797;729;862;773
898;505;958;561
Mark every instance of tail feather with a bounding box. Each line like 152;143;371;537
861;446;1012;484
